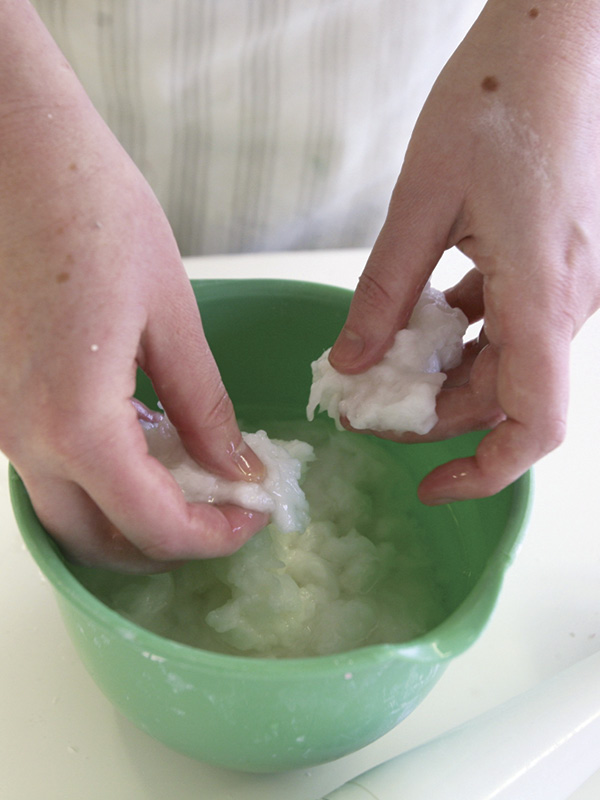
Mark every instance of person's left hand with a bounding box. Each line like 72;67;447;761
0;4;268;571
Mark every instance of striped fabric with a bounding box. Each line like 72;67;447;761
32;0;484;256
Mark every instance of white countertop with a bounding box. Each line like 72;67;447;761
2;248;599;799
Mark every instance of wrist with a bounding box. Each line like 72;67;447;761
0;0;105;186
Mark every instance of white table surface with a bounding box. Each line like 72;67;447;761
2;248;599;800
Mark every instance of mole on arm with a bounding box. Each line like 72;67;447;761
481;75;500;92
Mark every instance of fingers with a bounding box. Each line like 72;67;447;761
345;342;503;449
22;411;269;572
329;174;458;375
444;267;485;324
140;270;265;483
417;419;542;505
82;409;269;562
335;253;571;504
22;472;169;573
401;343;505;443
418;304;571;503
441;327;489;389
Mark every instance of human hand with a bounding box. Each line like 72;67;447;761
0;3;267;571
330;0;600;503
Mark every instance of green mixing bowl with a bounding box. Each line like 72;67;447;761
10;279;531;773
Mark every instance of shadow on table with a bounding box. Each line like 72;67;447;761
112;710;357;800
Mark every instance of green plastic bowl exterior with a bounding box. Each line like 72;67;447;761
10;279;532;772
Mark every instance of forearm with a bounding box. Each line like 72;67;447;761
0;1;131;240
0;0;87;111
0;1;149;417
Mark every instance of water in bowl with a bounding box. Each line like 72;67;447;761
72;420;457;659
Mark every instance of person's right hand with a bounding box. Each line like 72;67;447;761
329;0;600;504
0;1;268;572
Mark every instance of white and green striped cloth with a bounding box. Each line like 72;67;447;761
32;0;484;256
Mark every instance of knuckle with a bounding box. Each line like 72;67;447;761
355;269;397;315
138;504;226;562
200;384;236;433
477;412;567;491
139;535;181;563
137;515;187;562
540;415;567;454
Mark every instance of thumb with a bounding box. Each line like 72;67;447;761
329;171;458;374
140;272;265;482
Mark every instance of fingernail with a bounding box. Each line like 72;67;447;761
232;443;266;483
131;397;163;423
330;328;364;368
221;507;270;544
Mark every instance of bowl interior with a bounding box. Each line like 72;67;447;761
13;279;531;650
134;279;530;631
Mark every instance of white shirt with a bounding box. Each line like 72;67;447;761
32;0;484;256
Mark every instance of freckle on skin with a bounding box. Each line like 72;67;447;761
69;162;78;171
481;75;500;92
528;7;539;18
56;272;70;284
